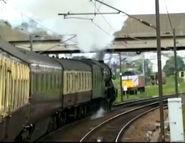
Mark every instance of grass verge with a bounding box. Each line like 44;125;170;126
113;75;185;103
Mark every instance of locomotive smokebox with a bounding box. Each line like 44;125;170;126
98;60;104;63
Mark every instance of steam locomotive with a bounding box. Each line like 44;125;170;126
0;38;117;142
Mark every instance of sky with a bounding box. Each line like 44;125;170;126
1;0;185;71
2;0;185;16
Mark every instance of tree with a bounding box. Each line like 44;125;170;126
163;56;185;76
136;59;152;77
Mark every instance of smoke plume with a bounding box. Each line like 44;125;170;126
1;0;127;52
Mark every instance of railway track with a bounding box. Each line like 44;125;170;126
36;93;182;142
115;106;168;142
80;102;166;142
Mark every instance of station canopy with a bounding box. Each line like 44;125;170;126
1;13;185;53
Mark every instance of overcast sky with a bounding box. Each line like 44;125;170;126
3;0;185;16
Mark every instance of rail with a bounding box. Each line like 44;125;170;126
115;106;168;142
37;93;184;142
113;92;184;107
79;95;173;142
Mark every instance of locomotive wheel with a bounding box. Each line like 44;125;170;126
88;104;92;117
47;117;55;133
78;106;84;119
57;111;67;127
47;120;53;133
73;108;78;120
84;105;88;117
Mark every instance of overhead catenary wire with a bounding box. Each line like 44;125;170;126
90;0;146;43
90;0;146;45
90;0;128;46
94;0;156;29
163;0;173;31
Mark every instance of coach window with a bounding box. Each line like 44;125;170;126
47;73;50;90
87;73;90;90
84;73;86;90
87;73;89;90
35;73;39;91
86;73;88;90
52;73;54;90
80;73;82;91
47;71;51;90
41;73;44;91
44;73;47;91
89;73;90;89
51;73;54;90
75;72;77;91
73;72;75;92
37;72;40;92
65;73;68;92
86;72;87;90
81;73;83;91
78;72;80;91
81;72;83;91
89;73;91;89
83;72;85;90
81;72;84;91
94;71;96;87
90;73;92;88
53;74;56;89
71;73;73;92
66;73;69;93
68;73;70;93
71;73;74;92
44;73;46;91
69;73;72;92
57;74;60;89
49;73;51;90
46;73;49;90
68;73;70;92
39;73;42;92
68;73;71;93
87;73;90;89
36;72;40;92
97;71;99;86
55;74;57;89
95;71;97;87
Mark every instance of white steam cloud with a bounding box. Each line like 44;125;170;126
90;107;106;120
0;0;127;52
